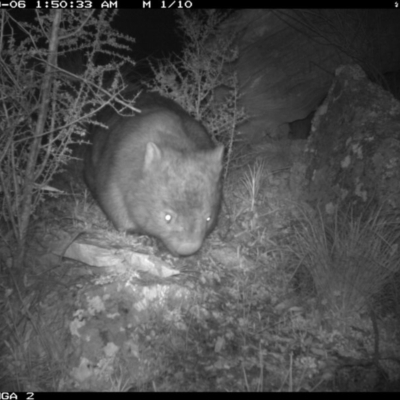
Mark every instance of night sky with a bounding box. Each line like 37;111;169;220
10;9;183;62
113;10;182;61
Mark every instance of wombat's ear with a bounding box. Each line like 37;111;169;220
144;141;162;171
214;145;224;163
209;145;224;175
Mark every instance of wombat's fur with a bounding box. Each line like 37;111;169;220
84;92;224;256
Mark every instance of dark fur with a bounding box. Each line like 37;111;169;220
84;92;224;256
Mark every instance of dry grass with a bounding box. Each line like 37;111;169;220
288;206;400;317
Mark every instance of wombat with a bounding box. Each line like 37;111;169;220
84;92;224;256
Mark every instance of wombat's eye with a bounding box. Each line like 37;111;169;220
206;216;211;223
165;214;172;223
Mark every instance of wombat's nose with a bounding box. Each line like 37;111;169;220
172;240;203;256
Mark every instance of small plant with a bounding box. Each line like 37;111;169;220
147;9;247;179
240;159;265;212
0;10;136;267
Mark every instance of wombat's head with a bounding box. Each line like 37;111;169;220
133;142;224;256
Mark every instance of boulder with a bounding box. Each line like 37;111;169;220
300;64;400;215
220;10;400;141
